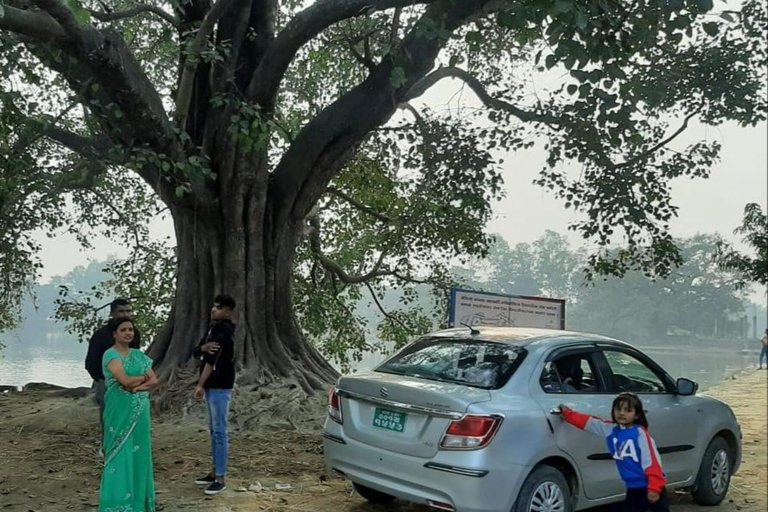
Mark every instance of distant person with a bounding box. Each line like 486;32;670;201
192;294;237;496
98;317;158;512
557;393;668;512
759;328;768;370
85;298;142;441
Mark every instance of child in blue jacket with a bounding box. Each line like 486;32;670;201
559;392;669;512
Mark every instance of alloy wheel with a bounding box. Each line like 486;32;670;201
529;481;566;512
710;449;730;495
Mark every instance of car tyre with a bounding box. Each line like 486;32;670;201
352;482;396;504
692;436;732;506
512;465;572;512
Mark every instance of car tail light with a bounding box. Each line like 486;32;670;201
440;414;502;450
327;387;343;424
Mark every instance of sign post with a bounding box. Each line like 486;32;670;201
448;288;566;330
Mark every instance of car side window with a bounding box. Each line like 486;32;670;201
540;353;601;393
602;350;667;393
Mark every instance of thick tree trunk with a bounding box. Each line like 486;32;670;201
146;172;338;396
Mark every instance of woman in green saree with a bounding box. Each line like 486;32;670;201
99;317;159;512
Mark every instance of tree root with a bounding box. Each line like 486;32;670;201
150;365;328;432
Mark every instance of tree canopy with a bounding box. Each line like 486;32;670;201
715;203;768;290
0;0;766;385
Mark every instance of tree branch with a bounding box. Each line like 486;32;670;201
19;113;114;160
89;5;180;28
26;0;175;156
613;107;702;170
32;0;81;38
269;0;495;224
405;66;702;171
247;0;438;106
45;125;113;159
404;66;563;125
326;186;393;223
365;282;415;334
176;0;236;129
347;38;376;71
308;212;393;284
0;4;70;42
390;6;402;47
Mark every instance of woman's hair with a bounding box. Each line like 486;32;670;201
108;316;135;337
612;392;648;429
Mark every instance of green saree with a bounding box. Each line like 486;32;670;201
98;347;156;512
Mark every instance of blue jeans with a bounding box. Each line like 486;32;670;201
205;388;232;477
760;345;767;367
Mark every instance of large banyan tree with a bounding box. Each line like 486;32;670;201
0;0;765;393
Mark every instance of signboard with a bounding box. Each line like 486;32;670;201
448;288;565;330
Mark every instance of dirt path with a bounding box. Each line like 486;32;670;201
1;370;765;512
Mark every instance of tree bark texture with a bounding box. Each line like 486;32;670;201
146;174;338;394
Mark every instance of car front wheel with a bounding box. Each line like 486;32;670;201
352;482;396;504
512;465;572;512
692;436;732;506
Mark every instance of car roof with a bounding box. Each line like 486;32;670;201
428;327;624;347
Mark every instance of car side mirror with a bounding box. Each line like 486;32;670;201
676;377;698;396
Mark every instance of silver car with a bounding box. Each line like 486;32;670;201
323;327;741;512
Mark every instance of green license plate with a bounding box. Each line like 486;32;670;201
373;408;407;432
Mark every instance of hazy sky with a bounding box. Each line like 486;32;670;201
34;70;767;304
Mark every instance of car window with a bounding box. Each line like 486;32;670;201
540;353;601;393
376;337;526;390
602;350;667;393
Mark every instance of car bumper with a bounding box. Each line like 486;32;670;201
323;424;531;512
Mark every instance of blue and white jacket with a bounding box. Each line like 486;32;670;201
561;406;666;493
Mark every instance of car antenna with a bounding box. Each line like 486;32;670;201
460;323;480;336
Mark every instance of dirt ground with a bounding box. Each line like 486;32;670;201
1;370;765;512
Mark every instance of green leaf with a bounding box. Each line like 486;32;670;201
465;31;482;45
575;10;588;30
703;22;719;37
545;54;557;69
554;0;573;14
62;0;91;25
389;67;407;89
567;84;578;95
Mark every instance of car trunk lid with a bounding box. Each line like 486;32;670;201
336;371;491;458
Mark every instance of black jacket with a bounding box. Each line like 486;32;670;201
85;323;142;381
193;319;236;389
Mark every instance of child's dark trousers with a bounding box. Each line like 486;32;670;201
624;487;670;512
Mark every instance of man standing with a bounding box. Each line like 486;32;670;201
192;294;236;496
85;298;142;436
759;328;768;370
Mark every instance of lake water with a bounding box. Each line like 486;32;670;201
0;335;762;391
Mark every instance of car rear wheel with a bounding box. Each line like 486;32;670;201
692;436;731;506
352;482;396;504
512;465;572;512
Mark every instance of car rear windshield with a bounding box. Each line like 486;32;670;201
375;337;526;390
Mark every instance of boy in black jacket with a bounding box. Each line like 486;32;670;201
192;294;236;496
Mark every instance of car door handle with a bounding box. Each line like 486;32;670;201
549;407;562;415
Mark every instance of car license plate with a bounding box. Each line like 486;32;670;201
373;408;406;432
